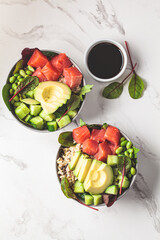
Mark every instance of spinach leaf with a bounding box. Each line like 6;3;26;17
67;95;81;111
79;119;86;127
21;48;36;66
128;74;144;99
42;51;57;59
118;156;131;173
54;105;67;118
13;60;23;74
17;76;39;95
79;84;93;101
103;82;123;99
58;131;75;147
2;83;12;111
61;177;77;199
87;124;102;130
133;146;140;158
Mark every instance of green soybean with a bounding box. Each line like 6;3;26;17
118;154;124;157
19;69;26;77
14;102;21;107
13;95;19;101
126;141;132;149
9;76;16;83
19;78;24;82
115;147;123;154
28;65;35;72
26;70;32;75
130;153;133;159
127;148;133;153
17;75;22;80
14;73;19;77
130;167;136;175
10;89;13;95
120;137;125;142
121;140;128;147
12;83;17;91
124;151;129;157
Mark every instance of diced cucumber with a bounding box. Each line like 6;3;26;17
105;185;118;195
85;195;94;205
67;110;77;119
21;98;39;105
26;90;34;98
56;115;71;128
74;180;84;193
39;110;55;122
15;103;30;119
69;151;81;170
24;114;32;123
47;121;58;132
107;155;119;166
92;194;102;206
30;105;42;116
118;176;130;189
30;116;44;130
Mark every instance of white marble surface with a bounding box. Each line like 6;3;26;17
0;0;160;239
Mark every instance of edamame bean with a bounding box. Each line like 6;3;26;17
14;102;21;107
120;137;125;142
26;70;32;75
127;173;132;179
13;95;19;101
118;154;124;157
28;65;35;72
17;75;22;80
12;83;17;91
115;147;123;154
9;76;16;83
19;78;24;82
124;151;129;157
126;141;132;149
120;140;128;147
14;73;19;77
19;69;26;77
127;148;133;153
10;89;13;95
130;167;136;175
130;153;133;159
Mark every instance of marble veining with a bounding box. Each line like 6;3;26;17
12;210;31;237
0;152;27;170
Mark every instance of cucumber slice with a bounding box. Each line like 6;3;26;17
30;116;44;130
67;110;77;119
15;103;30;119
56;115;71;128
47;121;58;132
92;195;102;206
30;105;42;116
107;155;119;166
24;114;32;123
74;180;84;193
85;195;93;205
105;185;118;195
39;110;55;122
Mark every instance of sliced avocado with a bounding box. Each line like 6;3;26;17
30;116;44;130
92;194;102;206
15;103;30;119
74;180;84;193
84;159;113;194
47;121;58;132
39;110;55;121
69;151;81;170
118;176;130;189
56;115;71;128
67;110;77;119
78;158;92;183
34;81;71;114
21;98;40;105
85;195;93;205
26;90;34;98
105;185;118;195
107;155;119;166
73;154;88;177
30;105;42;116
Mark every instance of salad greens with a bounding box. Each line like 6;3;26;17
58;132;75;147
79;84;93;101
13;60;23;74
128;74;144;99
67;95;81;111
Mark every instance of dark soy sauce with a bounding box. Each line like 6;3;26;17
87;43;123;79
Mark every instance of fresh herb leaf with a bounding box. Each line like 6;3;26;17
2;83;12;111
133;146;140;158
102;123;108;129
103;82;123;99
118;156;131;173
42;51;57;59
79;84;93;101
61;177;98;211
54;105;67;118
67;95;81;111
79;119;86;127
128;74;144;99
13;60;23;74
58;132;75;147
9;76;39;102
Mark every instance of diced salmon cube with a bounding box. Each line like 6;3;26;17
50;53;72;73
32;67;47;82
41;62;60;81
72;126;90;144
94;141;112;162
27;49;48;68
82;139;99;156
63;67;82;89
90;129;106;143
105;126;121;146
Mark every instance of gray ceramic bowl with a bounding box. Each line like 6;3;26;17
56;125;137;207
5;50;86;132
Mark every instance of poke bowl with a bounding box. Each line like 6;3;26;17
56;122;139;210
2;48;92;132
